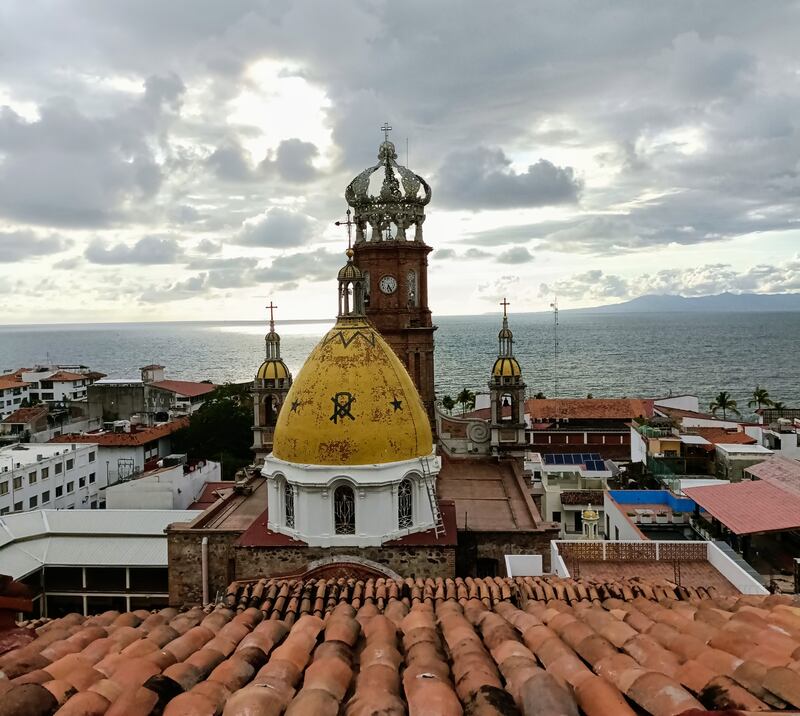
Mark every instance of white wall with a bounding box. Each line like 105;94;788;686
654;395;699;412
106;460;221;510
706;542;768;595
630;426;647;464
681;416;741;429
603;493;645;541
0;384;30;420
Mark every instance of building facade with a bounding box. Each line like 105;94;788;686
0;442;104;515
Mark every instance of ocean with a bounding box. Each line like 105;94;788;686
1;311;797;411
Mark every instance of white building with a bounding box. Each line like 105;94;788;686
0;442;104;515
0;508;200;617
21;368;91;403
106;457;221;510
0;376;30;420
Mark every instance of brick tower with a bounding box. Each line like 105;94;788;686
346;126;436;421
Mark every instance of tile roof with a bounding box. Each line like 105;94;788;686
0;377;28;391
47;370;87;382
526;398;655;421
187;481;233;510
149;380;217;398
688;428;757;446
49;417;189;447
0;405;49;425
3;577;800;715
684;480;800;535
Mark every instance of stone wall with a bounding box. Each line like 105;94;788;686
456;528;559;578
168;531;456;607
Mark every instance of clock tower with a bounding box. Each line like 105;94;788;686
345;128;436;421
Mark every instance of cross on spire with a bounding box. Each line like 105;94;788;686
381;122;392;142
500;297;510;318
334;208;356;249
266;300;278;330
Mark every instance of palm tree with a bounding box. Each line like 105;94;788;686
456;388;476;416
748;386;773;411
772;401;786;410
441;395;456;415
533;392;546;399
709;391;741;420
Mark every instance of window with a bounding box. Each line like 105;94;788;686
79;477;86;488
552;511;561;524
284;482;295;528
66;458;74;470
0;482;7;496
0;507;8;515
29;495;37;509
89;451;96;462
89;472;95;483
28;471;37;485
66;481;74;494
55;486;63;498
333;485;355;535
13;501;22;512
42;491;50;503
615;526;620;540
41;467;49;479
398;479;413;529
13;476;22;490
55;463;62;475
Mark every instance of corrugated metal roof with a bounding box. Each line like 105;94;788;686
0;509;200;578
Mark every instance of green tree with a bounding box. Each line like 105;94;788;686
441;395;456;414
171;383;254;480
532;392;546;399
456;388;476;416
772;401;786;410
709;391;741;420
748;386;773;411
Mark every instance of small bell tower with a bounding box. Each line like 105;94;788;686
252;301;292;463
489;298;528;455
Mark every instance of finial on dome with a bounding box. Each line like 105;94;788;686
381;121;392;141
266;300;278;333
335;208;355;250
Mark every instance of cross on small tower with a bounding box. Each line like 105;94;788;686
266;300;278;330
500;297;510;317
381;122;392;142
334;208;356;249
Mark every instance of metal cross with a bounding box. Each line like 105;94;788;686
500;297;510;317
334;208;356;249
381;122;392;141
266;300;278;329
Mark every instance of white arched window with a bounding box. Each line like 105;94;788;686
334;484;355;535
284;481;295;528
398;479;413;529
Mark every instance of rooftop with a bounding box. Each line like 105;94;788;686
0;377;28;390
527;398;654;421
0;509;200;578
436;455;546;532
715;443;773;455
49;417;188;447
46;370;87;382
684;479;800;535
688;427;757;446
149;379;217;398
746;455;800;496
0;405;49;425
0;442;94;470
3;576;799;715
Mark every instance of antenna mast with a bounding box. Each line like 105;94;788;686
549;297;559;397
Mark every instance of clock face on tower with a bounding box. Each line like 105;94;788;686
379;275;398;294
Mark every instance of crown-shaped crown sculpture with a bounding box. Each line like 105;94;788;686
345;124;432;244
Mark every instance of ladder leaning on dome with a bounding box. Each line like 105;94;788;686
419;456;445;537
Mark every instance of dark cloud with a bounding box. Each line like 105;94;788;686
85;236;183;264
0;230;68;262
207;138;320;184
235;208;316;248
436;148;581;210
253;248;343;284
432;247;492;261
267;138;319;183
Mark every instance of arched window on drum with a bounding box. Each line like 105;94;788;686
334;484;356;535
398;479;413;529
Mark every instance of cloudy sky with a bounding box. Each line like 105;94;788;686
1;1;799;324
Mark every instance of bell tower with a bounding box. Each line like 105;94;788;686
346;125;436;421
489;299;528;455
252;301;292;464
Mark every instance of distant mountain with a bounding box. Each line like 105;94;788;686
571;292;800;314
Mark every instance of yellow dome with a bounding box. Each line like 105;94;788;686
257;359;290;381
272;316;432;466
492;356;522;378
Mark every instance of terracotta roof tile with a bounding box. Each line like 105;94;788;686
149;380;217;398
49;417;188;446
3;577;800;715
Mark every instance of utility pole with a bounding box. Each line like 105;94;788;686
550;297;559;397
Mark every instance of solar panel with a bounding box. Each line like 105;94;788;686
582;453;593;462
543;454;554;464
591;453;602;461
554;454;565;465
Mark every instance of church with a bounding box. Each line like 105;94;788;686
167;132;557;605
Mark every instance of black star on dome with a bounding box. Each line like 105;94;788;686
390;397;403;411
290;399;301;413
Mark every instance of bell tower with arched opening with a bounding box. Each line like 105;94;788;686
489;298;527;455
252;301;292;464
346;125;436;422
